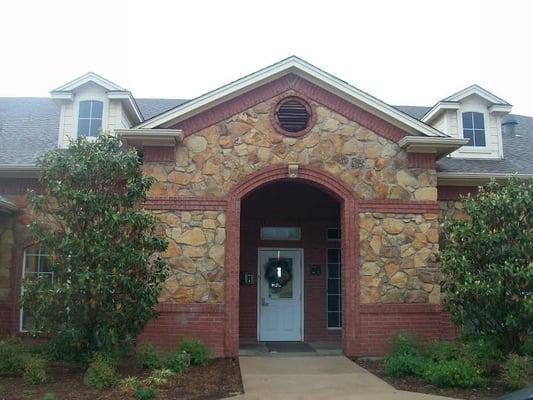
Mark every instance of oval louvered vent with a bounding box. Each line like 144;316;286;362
276;98;310;133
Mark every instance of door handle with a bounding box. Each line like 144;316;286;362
261;298;269;307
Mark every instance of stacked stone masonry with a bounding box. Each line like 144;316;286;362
359;212;441;305
153;210;226;304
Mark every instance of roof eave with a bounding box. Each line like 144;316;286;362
398;136;469;159
115;129;183;148
0;164;40;178
136;56;448;138
437;172;533;186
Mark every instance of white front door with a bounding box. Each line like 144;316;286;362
258;248;303;341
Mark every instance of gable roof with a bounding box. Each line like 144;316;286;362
421;84;512;123
136;56;448;138
51;72;127;93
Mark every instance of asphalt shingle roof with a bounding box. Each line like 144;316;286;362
1;99;532;175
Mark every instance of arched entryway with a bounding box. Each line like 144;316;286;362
224;165;358;356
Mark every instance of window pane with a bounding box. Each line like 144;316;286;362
91;101;103;119
327;228;340;240
328;279;340;294
473;112;484;129
327;248;340;263
328;295;340;311
24;254;38;275
474;129;486;146
328;312;340;328
79;101;92;118
328;264;340;278
89;118;102;137
463;129;474;146
78;119;91;136
462;112;473;129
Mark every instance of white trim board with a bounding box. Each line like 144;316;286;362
136;56;448;138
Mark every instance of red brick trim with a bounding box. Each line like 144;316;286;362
224;164;358;356
437;186;478;201
270;93;317;137
143;146;176;163
143;197;227;210
407;153;436;169
358;200;439;214
0;178;40;194
172;74;407;143
360;304;442;314
155;303;224;313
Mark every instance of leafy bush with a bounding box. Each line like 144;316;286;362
519;334;533;356
119;376;142;392
23;356;50;384
422;359;486;388
440;178;533;353
178;338;209;366
165;351;190;375
83;354;118;390
383;354;426;377
502;354;532;389
22;135;169;359
136;344;162;370
144;368;175;386
0;340;28;376
42;393;57;400
388;333;421;357
135;386;157;400
428;341;458;362
461;335;502;375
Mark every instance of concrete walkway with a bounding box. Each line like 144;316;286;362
235;356;456;400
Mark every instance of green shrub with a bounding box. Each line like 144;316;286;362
119;376;142;391
144;368;175;386
136;344;162;370
462;335;502;375
42;393;57;400
83;354;118;390
502;354;532;389
519;335;533;356
135;386;157;400
422;359;485;388
23;356;50;384
178;338;209;366
165;351;190;375
428;340;458;362
0;339;28;376
387;333;421;357
383;354;426;377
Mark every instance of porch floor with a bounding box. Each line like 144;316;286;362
239;341;342;356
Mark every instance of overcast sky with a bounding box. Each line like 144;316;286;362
1;0;532;115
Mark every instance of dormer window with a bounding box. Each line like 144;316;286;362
462;111;486;147
78;100;103;137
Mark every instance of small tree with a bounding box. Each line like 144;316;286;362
22;135;168;359
440;178;532;353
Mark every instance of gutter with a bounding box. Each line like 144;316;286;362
398;136;469;159
0;164;40;178
437;172;533;186
115;128;183;148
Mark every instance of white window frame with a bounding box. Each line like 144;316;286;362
77;100;104;138
19;247;52;332
260;226;301;241
461;111;486;147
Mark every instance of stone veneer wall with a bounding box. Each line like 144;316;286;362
153;210;226;304
359;212;440;304
144;98;437;201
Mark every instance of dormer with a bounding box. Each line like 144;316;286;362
50;72;142;148
421;85;512;159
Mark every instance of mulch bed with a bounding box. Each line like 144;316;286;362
0;358;243;400
354;358;510;400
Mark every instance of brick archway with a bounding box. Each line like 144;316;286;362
224;165;358;356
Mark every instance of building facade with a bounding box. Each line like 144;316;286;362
1;57;531;357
